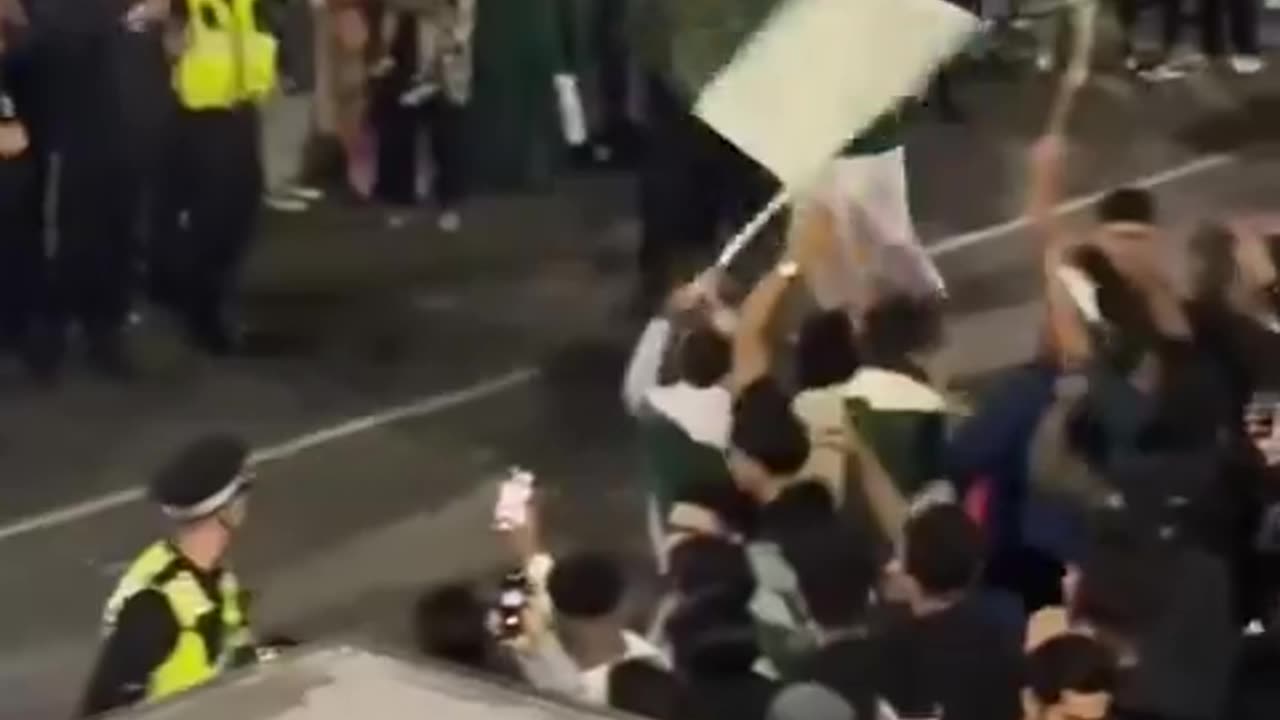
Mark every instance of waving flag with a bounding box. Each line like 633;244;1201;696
670;0;978;190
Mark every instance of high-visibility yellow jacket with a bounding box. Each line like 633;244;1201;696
101;542;255;703
174;0;277;110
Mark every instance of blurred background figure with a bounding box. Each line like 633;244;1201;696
0;0;45;378
371;0;474;233
260;0;325;213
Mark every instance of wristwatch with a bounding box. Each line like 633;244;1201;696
776;260;800;280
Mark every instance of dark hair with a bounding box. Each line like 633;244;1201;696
547;552;626;620
1096;188;1156;225
1026;634;1119;706
905;504;984;596
1071;510;1169;638
670;481;759;539
1071;246;1159;370
413;583;493;670
1187;223;1237;303
668;536;756;607
1135;341;1223;451
861;294;943;369
796;310;860;390
678;328;731;388
666;595;761;676
731;379;810;477
609;660;680;719
787;524;877;629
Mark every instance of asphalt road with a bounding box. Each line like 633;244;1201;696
0;36;1277;718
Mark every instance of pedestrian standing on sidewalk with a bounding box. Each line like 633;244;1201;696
261;0;325;213
370;0;474;233
1114;0;1193;81
1199;0;1266;74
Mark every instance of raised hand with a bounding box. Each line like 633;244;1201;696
0;120;29;159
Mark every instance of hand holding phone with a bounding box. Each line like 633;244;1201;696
493;468;535;531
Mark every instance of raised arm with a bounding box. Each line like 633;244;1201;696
1029;135;1092;368
728;205;833;394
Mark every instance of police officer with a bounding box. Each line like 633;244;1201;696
21;0;155;379
153;0;277;354
0;0;50;377
80;434;260;717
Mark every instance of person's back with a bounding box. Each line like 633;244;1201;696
876;596;1022;720
876;505;1022;720
792;635;879;720
1113;544;1236;720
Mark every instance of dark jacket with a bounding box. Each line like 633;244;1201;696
1115;544;1237;720
874;597;1023;720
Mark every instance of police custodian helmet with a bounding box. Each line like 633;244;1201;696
149;434;252;520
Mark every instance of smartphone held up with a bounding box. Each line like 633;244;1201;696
493;467;535;531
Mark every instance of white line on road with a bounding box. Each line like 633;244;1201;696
927;153;1236;258
0;150;1239;545
0;368;540;545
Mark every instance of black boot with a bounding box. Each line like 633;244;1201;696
86;329;136;381
21;323;65;386
184;307;241;357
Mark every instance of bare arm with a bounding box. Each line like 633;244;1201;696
1028;135;1093;368
728;267;793;395
728;206;831;395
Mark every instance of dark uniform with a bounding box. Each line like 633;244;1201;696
18;0;152;377
0;3;53;375
150;0;271;355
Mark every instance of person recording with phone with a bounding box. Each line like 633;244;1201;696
493;469;670;707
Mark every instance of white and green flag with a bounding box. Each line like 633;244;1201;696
669;0;979;189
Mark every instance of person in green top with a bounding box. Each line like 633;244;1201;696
789;100;946;326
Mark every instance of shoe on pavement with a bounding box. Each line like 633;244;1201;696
184;313;242;357
265;193;309;213
1229;55;1265;75
400;80;439;107
86;331;137;382
1138;62;1188;82
437;210;462;234
286;185;324;202
370;57;394;78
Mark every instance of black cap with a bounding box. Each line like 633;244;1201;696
150;434;251;519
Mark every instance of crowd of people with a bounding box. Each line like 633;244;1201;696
9;0;1273;717
410;142;1279;720
0;0;521;382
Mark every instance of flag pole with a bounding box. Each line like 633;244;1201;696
715;188;792;268
1046;0;1098;135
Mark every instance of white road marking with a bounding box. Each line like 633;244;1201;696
0;150;1241;544
0;368;539;544
927;153;1236;258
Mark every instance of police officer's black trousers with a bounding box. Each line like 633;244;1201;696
0;147;48;349
158;106;262;337
35;38;136;346
52;134;136;341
